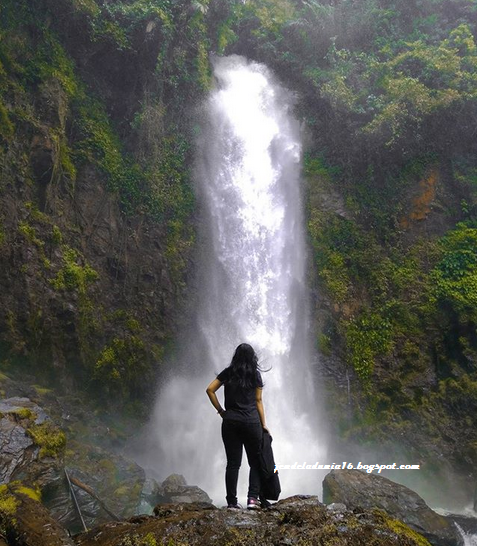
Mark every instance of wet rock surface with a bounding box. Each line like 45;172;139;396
323;470;461;546
0;484;75;546
74;495;432;546
0;394;145;534
48;445;145;533
152;473;212;505
0;397;65;492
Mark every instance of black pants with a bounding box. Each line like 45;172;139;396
221;419;263;505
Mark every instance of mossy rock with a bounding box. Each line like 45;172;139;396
55;440;145;531
5;407;36;421
73;495;431;546
0;398;65;496
374;510;431;546
323;470;459;546
0;483;74;546
26;422;66;459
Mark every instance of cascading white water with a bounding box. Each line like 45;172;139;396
141;55;327;505
456;522;477;546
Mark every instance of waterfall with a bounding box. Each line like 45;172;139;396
140;55;327;505
456;522;477;546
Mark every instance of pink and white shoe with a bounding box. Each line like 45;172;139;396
247;497;260;510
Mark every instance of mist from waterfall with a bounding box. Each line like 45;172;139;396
139;55;328;505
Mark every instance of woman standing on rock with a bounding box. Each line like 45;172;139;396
206;343;268;510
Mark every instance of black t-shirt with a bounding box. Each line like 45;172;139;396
217;367;263;423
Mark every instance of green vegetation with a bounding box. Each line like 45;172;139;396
7;407;36;420
33;384;53;396
318;23;477;151
73;93;144;212
1;0;197;227
51;225;63;245
294;0;477;433
26;422;66;458
344;313;394;381
17;213;54;270
118;533;158;546
81;309;158;409
13;484;41;503
24;202;50;224
94;335;149;402
50;246;98;294
0;483;41;538
0;485;19;517
0;99;14;139
18;222;44;249
431;223;477;321
374;509;431;546
0;0;208;408
0;486;17;538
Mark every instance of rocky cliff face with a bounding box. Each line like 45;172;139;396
307;161;477;507
0;0;202;411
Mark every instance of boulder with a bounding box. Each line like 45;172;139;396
153;473;212;505
48;442;145;533
0;397;65;492
74;495;433;546
0;483;75;546
0;397;145;534
136;477;161;514
323;469;461;546
158;473;187;493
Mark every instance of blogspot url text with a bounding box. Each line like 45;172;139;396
274;462;420;474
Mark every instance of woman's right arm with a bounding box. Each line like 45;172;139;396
256;387;268;432
206;379;225;417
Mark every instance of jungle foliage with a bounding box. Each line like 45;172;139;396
1;0;477;438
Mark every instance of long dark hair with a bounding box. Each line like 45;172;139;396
226;343;262;389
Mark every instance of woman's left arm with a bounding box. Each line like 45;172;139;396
256;387;268;432
206;379;225;416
